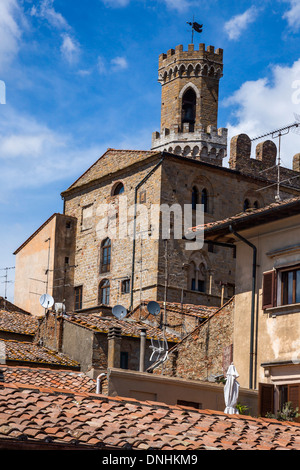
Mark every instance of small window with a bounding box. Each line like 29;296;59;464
192;186;198;210
74;286;83;310
280;267;300;306
243;199;250;212
100;238;111;273
65;257;69;265
120;351;129;370
66;221;71;229
99;279;110;305
254;201;259;209
201;189;208;213
121;279;130;294
112;182;124;196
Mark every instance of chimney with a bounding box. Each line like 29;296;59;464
139;328;147;372
107;327;122;368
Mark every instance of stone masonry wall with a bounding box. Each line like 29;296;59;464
152;298;234;381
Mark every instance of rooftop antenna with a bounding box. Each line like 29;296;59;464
0;267;15;309
251;117;300;201
39;293;54;312
187;17;203;44
146;301;169;365
112;304;127;320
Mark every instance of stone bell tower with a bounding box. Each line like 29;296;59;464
151;43;227;164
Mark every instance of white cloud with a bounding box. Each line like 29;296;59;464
0;105;104;194
0;0;25;70
60;34;80;64
101;0;131;6
224;59;300;167
163;0;192;11
224;6;260;40
282;0;300;30
111;56;128;70
30;0;69;30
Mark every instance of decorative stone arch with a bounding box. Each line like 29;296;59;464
179;82;201;100
243;189;264;211
188;174;215;214
187;251;209;293
187;63;194;77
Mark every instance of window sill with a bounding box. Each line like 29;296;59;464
264;303;300;316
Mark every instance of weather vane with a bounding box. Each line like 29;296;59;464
187;17;203;44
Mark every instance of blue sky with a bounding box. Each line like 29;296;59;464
1;0;300;300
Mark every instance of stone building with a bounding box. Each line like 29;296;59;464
203;196;300;420
13;43;300;317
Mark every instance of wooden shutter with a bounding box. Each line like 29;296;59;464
259;383;274;417
288;384;300;423
262;271;276;309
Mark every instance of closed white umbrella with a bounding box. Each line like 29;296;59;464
224;363;240;414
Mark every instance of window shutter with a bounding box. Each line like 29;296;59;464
262;271;276;309
259;383;274;417
288;384;300;422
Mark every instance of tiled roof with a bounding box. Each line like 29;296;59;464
1;340;80;369
192;196;300;236
131;301;218;319
0;383;299;450
66;314;180;342
0;366;96;393
0;298;30;315
0;310;39;336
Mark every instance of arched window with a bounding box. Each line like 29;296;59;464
254;200;259;209
189;262;206;293
244;199;250;212
201;188;208;213
99;279;110;305
192;186;199;210
182;88;196;130
100;238;111;273
112;182;124;196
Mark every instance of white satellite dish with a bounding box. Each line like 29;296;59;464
112;305;127;320
39;294;54;309
147;301;161;316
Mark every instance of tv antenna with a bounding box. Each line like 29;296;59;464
251;117;300;201
0;266;15;309
112;304;127;320
187;17;203;44
146;301;169;364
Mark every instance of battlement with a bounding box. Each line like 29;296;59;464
229;133;300;189
159;44;223;67
158;44;223;84
151;125;227;163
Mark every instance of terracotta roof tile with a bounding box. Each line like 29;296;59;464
66;314;179;342
0;340;80;369
0;310;39;336
0;366;95;392
0;383;299;450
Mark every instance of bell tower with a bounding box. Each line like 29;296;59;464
151;43;227;164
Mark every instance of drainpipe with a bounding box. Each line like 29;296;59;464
130;155;165;311
229;225;257;390
96;373;106;394
139;328;147;372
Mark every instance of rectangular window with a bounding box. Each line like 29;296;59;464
120;352;129;370
280;266;300;306
74;286;83;310
121;279;130;294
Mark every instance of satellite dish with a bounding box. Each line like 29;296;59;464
112;305;127;320
147;301;161;316
40;294;54;309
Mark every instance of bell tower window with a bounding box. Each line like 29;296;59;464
182;88;196;131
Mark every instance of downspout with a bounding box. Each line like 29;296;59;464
96;373;106;394
129;155;165;311
229;225;257;390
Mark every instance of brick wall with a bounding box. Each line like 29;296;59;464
152;298;234;381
